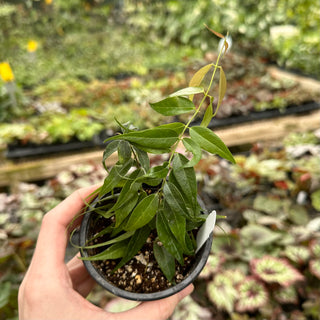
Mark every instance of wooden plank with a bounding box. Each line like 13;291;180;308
267;66;320;93
214;110;320;146
0;110;319;188
0;150;117;189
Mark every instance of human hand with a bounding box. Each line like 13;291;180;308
18;185;193;320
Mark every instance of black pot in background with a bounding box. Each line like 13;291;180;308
79;201;213;301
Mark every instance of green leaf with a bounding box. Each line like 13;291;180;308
288;205;309;225
137;163;169;180
150;96;195;116
153;241;176;281
207;274;237;313
132;145;150;172
156;210;184;265
215;67;227;115
190;126;235;164
80;230;135;249
163;181;189;219
135;162;169;186
105;128;179;154
111;169;143;212
124;193;159;231
169;153;198;214
115;193;139;227
201;96;213;127
189;63;212;100
163;183;187;248
311;189;320;211
114;117;135;133
156;122;185;135
98;159;134;200
102;140;120;170
115;225;151;270
118;140;132;164
80;241;128;261
169;86;204;98
240;225;281;247
182;137;202;167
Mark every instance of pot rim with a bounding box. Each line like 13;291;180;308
79;200;213;301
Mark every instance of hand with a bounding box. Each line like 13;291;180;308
18;185;193;320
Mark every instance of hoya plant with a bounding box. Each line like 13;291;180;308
77;29;235;286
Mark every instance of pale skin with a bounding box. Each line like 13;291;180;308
18;185;194;320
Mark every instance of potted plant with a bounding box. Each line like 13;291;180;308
76;29;235;301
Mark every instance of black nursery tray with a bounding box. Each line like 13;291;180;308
6;102;319;159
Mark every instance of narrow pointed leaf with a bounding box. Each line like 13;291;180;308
182;137;202;167
214;67;227;115
163;183;187;248
118;140;132;164
115;193;139;227
111;169;143;212
204;24;225;39
115;225;151;270
201;97;213;127
98;159;134;198
189;64;212;100
169;86;204;98
132;146;150;172
124;193;159;231
102;140;120;170
153;241;176;281
80;241;128;261
105;128;179;154
80;230;135;250
163;181;189;219
135;164;169;186
169;153;198;214
156;122;185;135
150;96;195;116
156;210;184;265
190;126;235;164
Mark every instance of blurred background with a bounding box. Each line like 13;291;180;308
0;1;320;319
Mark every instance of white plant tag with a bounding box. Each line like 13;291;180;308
196;210;216;253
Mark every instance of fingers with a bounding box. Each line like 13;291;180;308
31;185;100;273
112;284;194;320
67;254;96;297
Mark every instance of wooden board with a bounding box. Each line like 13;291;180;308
214;109;320;147
0;110;319;189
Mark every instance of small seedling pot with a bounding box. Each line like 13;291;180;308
79;199;213;301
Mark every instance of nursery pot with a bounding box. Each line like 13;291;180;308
79;197;213;301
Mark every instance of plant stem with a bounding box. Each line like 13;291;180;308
166;45;225;168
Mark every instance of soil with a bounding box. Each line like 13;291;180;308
88;216;196;294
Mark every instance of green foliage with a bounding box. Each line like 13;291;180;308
236;277;269;313
78;34;235;281
207;272;237;313
124;0;320;77
192;134;320;319
1;128;320;319
250;256;304;287
311;190;320;211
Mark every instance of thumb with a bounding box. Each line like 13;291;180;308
112;284;194;320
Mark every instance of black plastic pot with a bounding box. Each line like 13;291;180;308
79;200;213;301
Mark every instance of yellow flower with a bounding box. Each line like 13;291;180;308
0;62;14;82
27;40;38;53
45;0;53;4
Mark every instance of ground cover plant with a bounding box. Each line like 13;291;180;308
1;0;319;151
1;129;319;319
1;52;319;149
